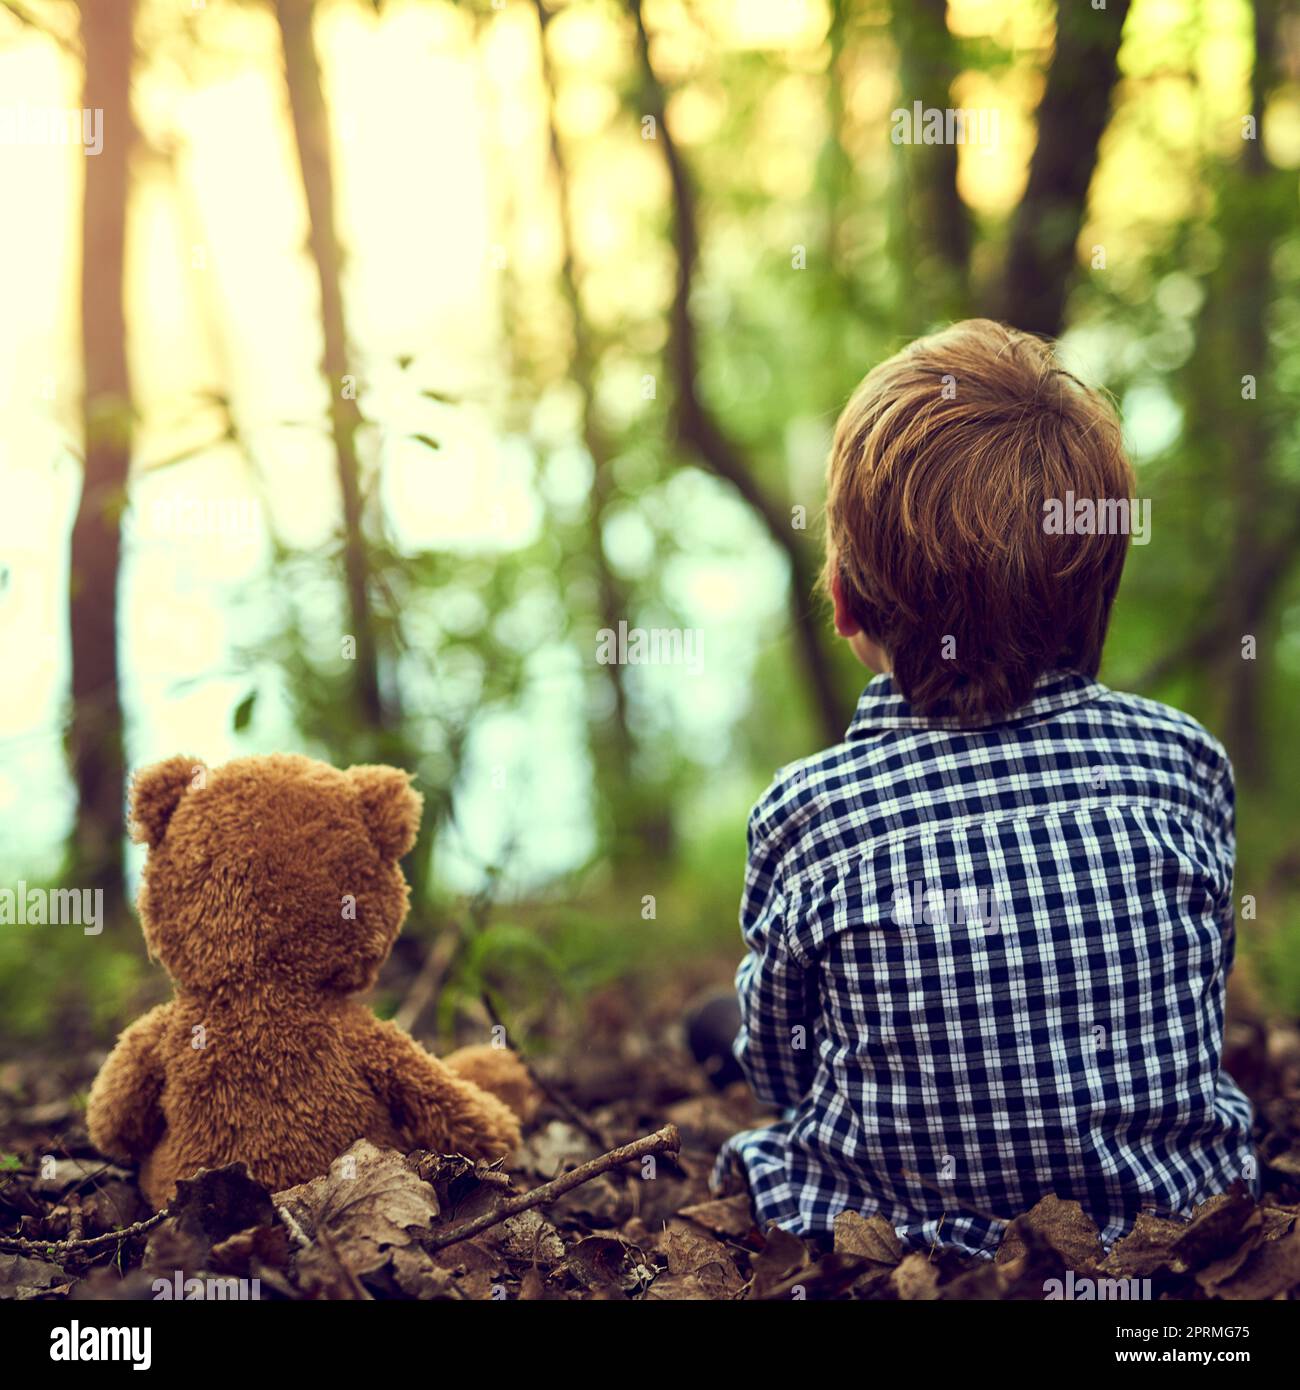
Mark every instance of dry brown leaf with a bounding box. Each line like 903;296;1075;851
489;1209;566;1266
518;1264;554;1301
655;1220;745;1298
663;1095;753;1150
513;1120;593;1178
1199;1224;1300;1299
996;1195;1104;1271
677;1194;755;1240
891;1251;941;1300
1100;1210;1188;1279
644;1270;717;1300
274;1139;440;1286
833;1210;903;1265
0;1252;66;1299
565;1234;651;1296
748;1225;813;1298
209;1222;293;1276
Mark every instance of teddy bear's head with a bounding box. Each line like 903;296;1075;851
130;753;422;995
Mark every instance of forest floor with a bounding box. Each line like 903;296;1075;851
3;991;1300;1301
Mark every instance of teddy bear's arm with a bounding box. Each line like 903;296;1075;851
443;1045;540;1127
361;1018;521;1160
87;1003;172;1162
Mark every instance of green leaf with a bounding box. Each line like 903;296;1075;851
232;690;257;732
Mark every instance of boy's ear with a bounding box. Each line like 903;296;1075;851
131;756;205;847
349;765;423;860
830;571;862;637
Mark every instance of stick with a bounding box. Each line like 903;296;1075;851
0;1207;168;1257
424;1124;680;1255
393;926;460;1035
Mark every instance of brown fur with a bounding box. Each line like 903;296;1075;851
88;753;537;1209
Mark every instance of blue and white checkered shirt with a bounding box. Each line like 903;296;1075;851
715;670;1256;1255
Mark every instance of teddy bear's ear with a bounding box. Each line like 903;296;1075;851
349;764;422;860
130;756;205;848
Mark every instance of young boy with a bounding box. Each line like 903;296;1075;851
712;319;1256;1256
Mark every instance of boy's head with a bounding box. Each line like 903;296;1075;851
823;318;1135;724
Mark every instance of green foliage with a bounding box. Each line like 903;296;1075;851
5;0;1300;1055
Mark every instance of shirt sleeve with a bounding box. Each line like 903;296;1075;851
732;792;818;1109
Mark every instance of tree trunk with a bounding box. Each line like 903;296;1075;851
1217;0;1280;785
890;0;970;326
630;0;849;747
1135;0;1288;789
273;0;384;731
533;0;672;860
69;0;134;903
996;0;1131;336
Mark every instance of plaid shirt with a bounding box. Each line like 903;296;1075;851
716;670;1256;1255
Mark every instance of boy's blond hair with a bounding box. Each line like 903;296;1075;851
823;319;1135;723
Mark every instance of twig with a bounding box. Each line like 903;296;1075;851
395;874;498;1036
0;1207;168;1257
66;1194;84;1244
479;990;611;1152
424;1124;680;1255
393;926;460;1034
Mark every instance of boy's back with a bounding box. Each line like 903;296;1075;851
720;671;1254;1254
717;320;1254;1254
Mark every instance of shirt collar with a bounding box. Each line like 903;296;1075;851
846;669;1105;736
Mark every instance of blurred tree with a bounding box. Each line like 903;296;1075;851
68;0;134;904
1138;0;1296;788
997;0;1132;334
630;0;849;745
889;0;971;327
531;0;672;862
1217;0;1285;784
273;0;386;731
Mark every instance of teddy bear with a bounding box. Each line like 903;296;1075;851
87;753;536;1209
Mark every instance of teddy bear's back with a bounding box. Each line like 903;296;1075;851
143;995;403;1206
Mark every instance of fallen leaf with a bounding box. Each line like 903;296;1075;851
0;1252;66;1299
1199;1224;1300;1299
30;1159;130;1200
513;1121;593;1179
275;1140;441;1296
489;1209;565;1266
655;1219;745;1298
996;1195;1104;1272
748;1225;813;1298
892;1251;941;1300
833;1210;903;1265
678;1194;755;1240
565;1234;650;1296
1101;1211;1188;1279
